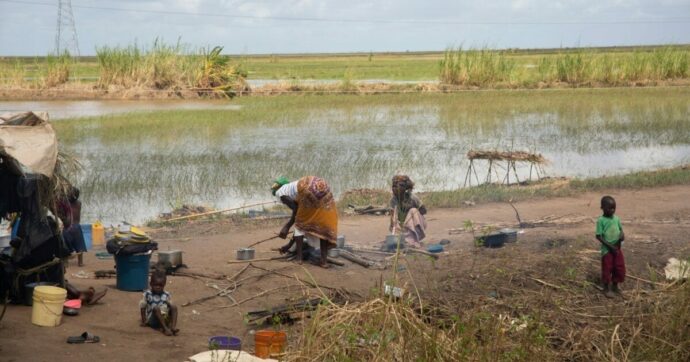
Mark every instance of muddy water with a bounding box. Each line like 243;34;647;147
5;88;688;225
0;100;241;120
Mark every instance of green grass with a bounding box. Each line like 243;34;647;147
341;166;690;210
2;44;689;88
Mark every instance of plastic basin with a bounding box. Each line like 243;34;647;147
209;336;241;350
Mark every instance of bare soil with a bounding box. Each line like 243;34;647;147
2;80;690;101
1;185;689;361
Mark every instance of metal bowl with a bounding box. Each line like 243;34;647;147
236;248;255;260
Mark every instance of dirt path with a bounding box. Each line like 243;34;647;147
1;185;689;362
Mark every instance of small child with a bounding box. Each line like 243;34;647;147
139;271;179;336
595;196;626;298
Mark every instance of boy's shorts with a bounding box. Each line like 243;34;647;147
146;304;169;329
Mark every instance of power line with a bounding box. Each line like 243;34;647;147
2;0;690;25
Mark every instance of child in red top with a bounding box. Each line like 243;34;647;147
596;196;626;298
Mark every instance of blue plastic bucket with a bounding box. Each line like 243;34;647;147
80;224;92;251
115;253;151;291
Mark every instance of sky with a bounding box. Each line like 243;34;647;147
1;0;689;56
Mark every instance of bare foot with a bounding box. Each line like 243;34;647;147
163;329;173;336
319;262;330;269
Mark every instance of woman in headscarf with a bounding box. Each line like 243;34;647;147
390;175;427;248
271;176;338;268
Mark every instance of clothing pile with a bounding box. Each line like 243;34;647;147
106;226;157;256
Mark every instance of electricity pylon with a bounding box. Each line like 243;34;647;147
54;0;80;56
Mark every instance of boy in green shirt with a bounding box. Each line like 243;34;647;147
596;196;626;298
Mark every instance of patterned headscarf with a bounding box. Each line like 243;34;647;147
271;176;291;196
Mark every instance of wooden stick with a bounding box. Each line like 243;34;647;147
530;277;566;291
227;264;250;282
247;233;292;248
166;200;277;222
405;248;440;259
211;285;300;310
227;255;289;264
247;264;337;291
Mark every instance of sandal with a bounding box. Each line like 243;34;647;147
67;331;100;344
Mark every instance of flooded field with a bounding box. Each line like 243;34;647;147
8;87;687;224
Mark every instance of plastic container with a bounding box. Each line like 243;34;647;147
115;253;151;291
80;224;92;251
500;228;518;243
11;218;19;239
92;221;105;247
336;235;345;248
477;233;506;248
209;336;242;350
254;330;287;358
427;244;444;253
31;285;67;327
24;282;56;306
385;234;404;251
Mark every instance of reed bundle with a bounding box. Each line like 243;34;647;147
467;150;547;164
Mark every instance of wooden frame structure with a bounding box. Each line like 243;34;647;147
463;150;547;187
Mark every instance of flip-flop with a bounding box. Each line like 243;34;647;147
67;332;100;344
87;288;107;305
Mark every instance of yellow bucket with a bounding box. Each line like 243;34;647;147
92;221;105;246
31;286;67;327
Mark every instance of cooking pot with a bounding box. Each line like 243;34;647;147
158;250;183;266
236;248;255;260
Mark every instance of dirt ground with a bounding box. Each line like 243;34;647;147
1;185;689;362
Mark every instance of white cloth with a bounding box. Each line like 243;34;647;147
188;350;277;362
275;181;298;201
276;181;320;249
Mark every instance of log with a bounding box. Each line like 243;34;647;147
339;250;374;268
327;257;345;266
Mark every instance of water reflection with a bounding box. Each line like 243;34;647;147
33;88;690;224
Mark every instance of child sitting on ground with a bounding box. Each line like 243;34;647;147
596;195;626;298
139;270;179;336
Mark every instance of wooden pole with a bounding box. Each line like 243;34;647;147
166;200;278;222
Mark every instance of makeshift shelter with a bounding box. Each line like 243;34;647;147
0;112;73;303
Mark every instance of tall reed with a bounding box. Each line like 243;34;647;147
0;60;26;87
95;39;246;93
43;52;72;87
440;46;690;87
439;47;516;86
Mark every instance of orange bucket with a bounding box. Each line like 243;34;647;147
254;330;287;358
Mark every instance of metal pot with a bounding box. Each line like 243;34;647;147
236;248;255;260
158;250;183;266
328;248;340;258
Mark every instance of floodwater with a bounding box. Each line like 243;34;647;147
0;100;241;120
5;88;688;225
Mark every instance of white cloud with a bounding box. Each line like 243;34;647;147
0;0;689;55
